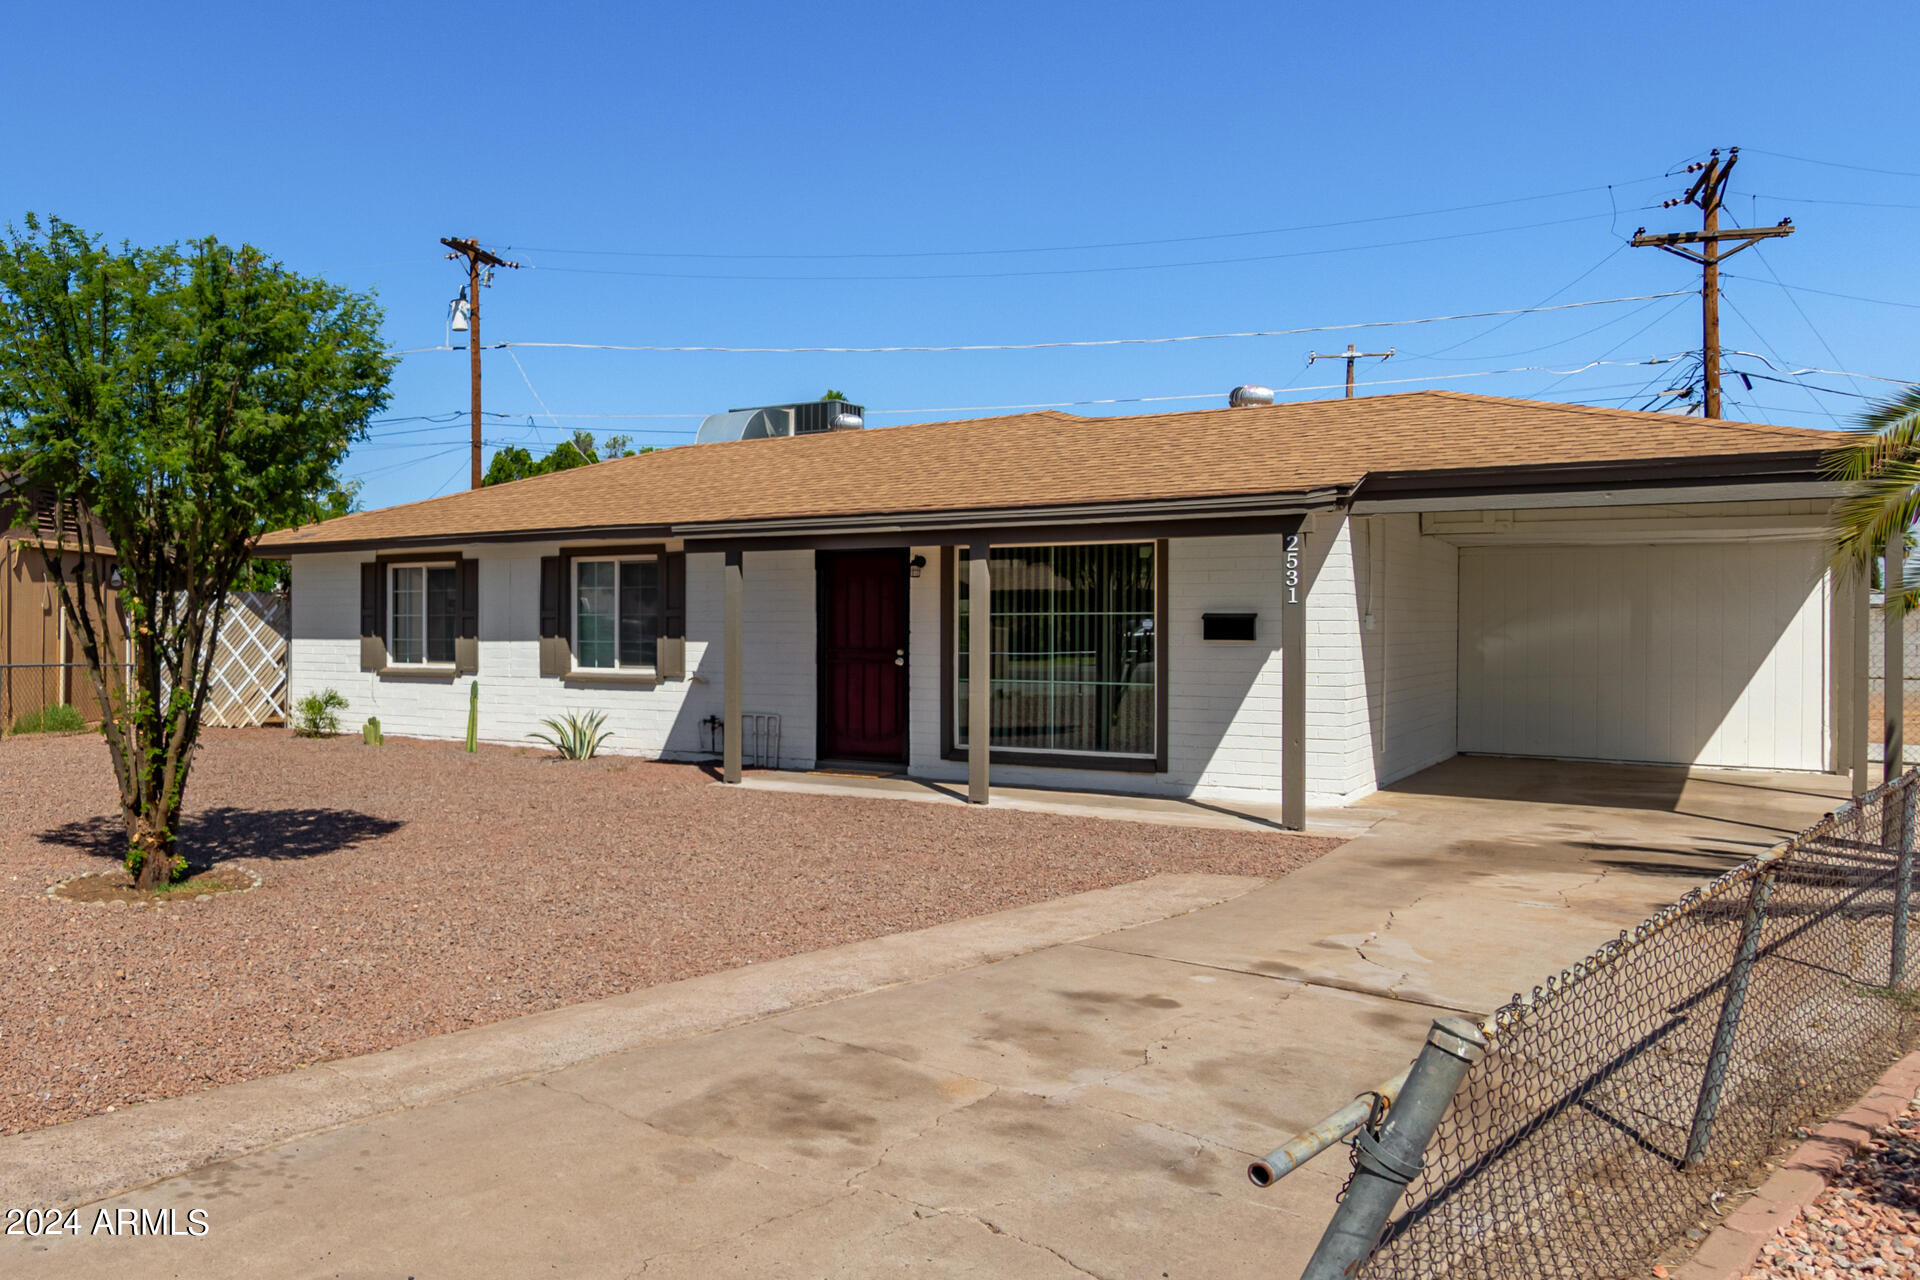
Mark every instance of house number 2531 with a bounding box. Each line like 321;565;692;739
1285;533;1302;604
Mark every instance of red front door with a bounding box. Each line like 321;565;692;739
819;550;909;763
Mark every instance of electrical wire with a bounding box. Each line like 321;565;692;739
498;178;1669;263
1749;246;1867;398
1406;245;1628;360
1746;149;1920;180
432;292;1690;358
1720;274;1920;310
521;213;1617;282
1718;291;1841;426
1721;352;1916;387
861;358;1688;417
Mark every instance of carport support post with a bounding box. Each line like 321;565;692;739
968;540;991;804
1301;1017;1486;1280
1281;526;1307;831
1888;530;1905;786
723;549;743;785
1855;560;1873;798
1685;864;1776;1165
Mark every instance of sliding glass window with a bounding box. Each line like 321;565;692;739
956;543;1156;758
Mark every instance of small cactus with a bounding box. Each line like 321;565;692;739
362;716;383;746
465;682;479;753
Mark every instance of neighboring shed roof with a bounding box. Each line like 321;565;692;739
260;391;1841;552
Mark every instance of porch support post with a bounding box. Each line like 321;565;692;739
968;539;991;804
1888;530;1905;785
1281;526;1307;831
1856;558;1872;798
723;549;743;785
1834;566;1854;778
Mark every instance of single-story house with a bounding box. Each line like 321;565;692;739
259;390;1868;828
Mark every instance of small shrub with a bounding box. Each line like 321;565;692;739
293;688;349;738
10;703;86;735
530;710;612;760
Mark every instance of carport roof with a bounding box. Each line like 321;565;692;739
260;390;1841;552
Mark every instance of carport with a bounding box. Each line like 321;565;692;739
1348;452;1873;797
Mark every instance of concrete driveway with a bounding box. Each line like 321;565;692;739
4;758;1847;1278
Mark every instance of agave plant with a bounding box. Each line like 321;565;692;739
529;710;613;760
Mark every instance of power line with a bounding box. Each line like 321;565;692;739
398;291;1689;358
498;178;1668;263
1721;274;1920;310
1748;192;1920;211
1746;149;1920;180
861;357;1689;417
1721;352;1915;387
522;212;1616;283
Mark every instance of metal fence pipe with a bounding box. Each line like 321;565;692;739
1683;866;1776;1166
1894;776;1919;987
1248;1066;1413;1188
1300;1017;1487;1280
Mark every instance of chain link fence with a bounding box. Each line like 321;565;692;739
0;662;111;735
1869;602;1919;765
1354;771;1920;1280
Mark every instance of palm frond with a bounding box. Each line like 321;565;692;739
1826;387;1920;585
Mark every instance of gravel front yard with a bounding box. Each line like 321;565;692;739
0;729;1338;1137
1747;1100;1920;1280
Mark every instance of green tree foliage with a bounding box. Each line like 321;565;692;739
0;215;393;886
482;429;652;486
233;478;361;592
820;389;849;402
1829;386;1920;611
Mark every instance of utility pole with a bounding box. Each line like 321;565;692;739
440;237;521;489
1308;344;1393;398
1631;148;1793;420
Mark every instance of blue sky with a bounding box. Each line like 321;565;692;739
9;1;1917;511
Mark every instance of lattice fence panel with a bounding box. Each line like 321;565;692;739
196;592;289;727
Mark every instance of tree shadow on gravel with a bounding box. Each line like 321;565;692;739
37;807;404;867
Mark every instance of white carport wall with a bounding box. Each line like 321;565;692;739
1395;496;1851;776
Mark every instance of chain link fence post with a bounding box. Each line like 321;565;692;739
1683;861;1777;1166
1893;776;1918;988
1302;1016;1487;1280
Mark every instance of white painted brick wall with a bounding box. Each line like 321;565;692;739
289;527;1422;808
288;546;818;769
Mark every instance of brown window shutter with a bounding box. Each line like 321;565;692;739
359;562;386;672
538;555;568;677
455;558;480;675
656;551;687;679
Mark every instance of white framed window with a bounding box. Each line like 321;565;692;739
955;542;1156;759
573;557;660;671
389;563;458;666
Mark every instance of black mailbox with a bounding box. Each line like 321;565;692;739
1202;613;1257;641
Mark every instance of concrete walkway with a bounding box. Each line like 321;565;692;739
5;759;1848;1278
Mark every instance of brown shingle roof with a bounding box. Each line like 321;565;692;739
260;391;1839;551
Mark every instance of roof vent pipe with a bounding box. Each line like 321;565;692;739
1229;385;1275;408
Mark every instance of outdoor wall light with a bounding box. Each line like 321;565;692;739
909;555;927;578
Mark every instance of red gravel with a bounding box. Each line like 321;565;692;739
0;729;1338;1136
1746;1099;1920;1280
